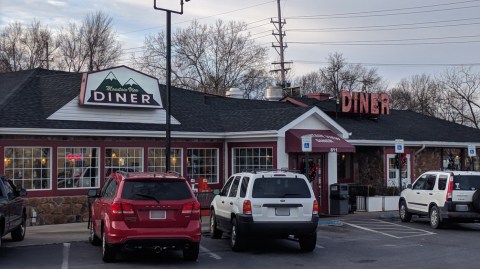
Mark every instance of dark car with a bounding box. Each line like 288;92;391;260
0;175;27;247
87;171;201;262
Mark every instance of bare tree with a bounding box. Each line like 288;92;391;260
388;74;441;117
132;20;270;96
0;20;54;72
22;20;56;69
438;67;480;129
82;11;122;71
56;23;87;72
294;52;385;97
56;11;121;72
294;71;323;94
0;22;25;72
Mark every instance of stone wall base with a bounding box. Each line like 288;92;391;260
25;196;90;226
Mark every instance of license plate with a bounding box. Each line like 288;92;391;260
149;210;166;219
275;207;290;216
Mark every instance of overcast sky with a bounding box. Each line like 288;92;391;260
1;0;480;86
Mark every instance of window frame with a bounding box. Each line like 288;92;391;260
147;148;183;175
4;146;52;191
187;148;219;184
386;153;411;188
56;147;100;189
232;147;273;174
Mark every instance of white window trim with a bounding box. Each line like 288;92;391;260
4;146;53;191
147;147;183;173
56;147;101;189
386;153;411;188
187;148;219;184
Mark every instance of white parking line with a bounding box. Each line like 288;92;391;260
316;244;325;249
200;245;222;260
343;219;436;239
62;243;70;269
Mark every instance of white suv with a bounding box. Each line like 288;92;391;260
209;170;319;252
399;171;480;228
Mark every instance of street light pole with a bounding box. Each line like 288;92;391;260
153;0;189;171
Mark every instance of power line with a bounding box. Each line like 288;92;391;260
293;60;480;67
286;0;480;19
288;17;480;33
286;4;480;21
288;33;480;46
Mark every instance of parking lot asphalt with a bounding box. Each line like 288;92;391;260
3;211;399;248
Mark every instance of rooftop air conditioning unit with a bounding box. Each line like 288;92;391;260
265;85;283;101
225;88;244;99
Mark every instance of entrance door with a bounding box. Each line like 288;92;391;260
296;155;328;215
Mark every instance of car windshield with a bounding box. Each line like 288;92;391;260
453;175;480;190
252;177;311;198
122;180;192;201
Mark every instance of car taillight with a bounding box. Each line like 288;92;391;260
182;201;201;219
312;200;319;215
446;177;454;202
111;202;135;215
243;200;252;215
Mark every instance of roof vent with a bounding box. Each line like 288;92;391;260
265;85;283;101
225;88;244;99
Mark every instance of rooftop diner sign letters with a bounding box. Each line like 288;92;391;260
341;91;389;115
79;66;162;109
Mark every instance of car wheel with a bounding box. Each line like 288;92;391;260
210;211;223;239
89;219;101;246
299;232;317;252
11;213;26;241
230;218;245;252
430;205;442;229
183;242;200;261
399;201;412;222
102;228;116;262
472;190;480;212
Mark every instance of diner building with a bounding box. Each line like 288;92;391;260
1;66;479;224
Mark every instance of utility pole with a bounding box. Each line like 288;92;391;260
270;0;291;89
41;40;53;69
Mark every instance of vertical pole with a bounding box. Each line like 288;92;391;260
305;152;309;180
166;11;172;171
276;0;285;88
46;41;49;69
398;153;402;191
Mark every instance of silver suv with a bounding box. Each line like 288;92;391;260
209;170;319;252
399;171;480;228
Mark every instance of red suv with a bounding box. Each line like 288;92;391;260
88;172;201;262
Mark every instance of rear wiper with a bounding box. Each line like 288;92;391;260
136;193;160;203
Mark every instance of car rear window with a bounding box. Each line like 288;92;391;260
453;175;480;190
252;177;311;198
121;180;193;200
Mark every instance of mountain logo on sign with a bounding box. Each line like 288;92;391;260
87;71;160;106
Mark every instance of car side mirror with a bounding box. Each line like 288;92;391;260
213;189;220;195
406;184;412;189
87;189;98;197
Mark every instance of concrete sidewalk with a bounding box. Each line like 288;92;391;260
3;211;399;248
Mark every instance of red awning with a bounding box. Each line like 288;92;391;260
285;129;355;153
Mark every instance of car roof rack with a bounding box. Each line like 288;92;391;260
240;168;302;174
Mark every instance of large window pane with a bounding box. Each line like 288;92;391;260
57;147;100;189
147;148;182;175
4;147;51;190
187;148;219;184
105;147;143;176
232;147;273;173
